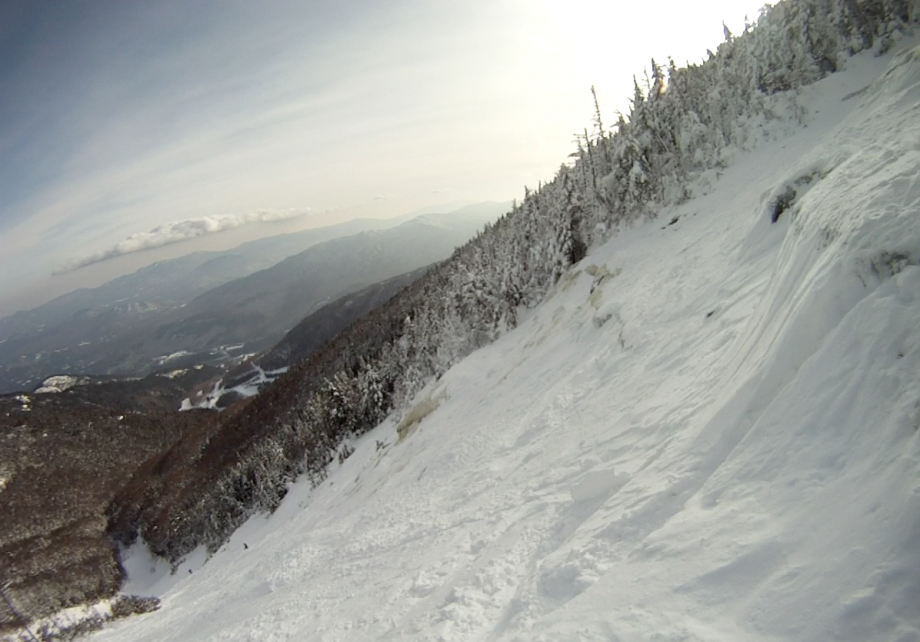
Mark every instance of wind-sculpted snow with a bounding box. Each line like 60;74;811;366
735;45;920;406
80;37;920;642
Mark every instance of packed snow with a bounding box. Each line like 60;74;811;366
88;42;919;642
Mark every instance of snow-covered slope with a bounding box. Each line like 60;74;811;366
91;42;920;642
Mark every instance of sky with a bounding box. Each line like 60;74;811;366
0;0;765;315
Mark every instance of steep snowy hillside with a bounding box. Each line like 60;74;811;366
71;39;920;642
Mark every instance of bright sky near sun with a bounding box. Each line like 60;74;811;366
0;0;765;314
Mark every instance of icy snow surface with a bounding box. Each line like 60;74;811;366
96;43;920;642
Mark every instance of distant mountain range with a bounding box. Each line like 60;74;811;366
0;202;509;393
0;217;391;339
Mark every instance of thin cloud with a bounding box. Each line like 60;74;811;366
54;208;308;274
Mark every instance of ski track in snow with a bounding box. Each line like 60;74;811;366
90;41;920;642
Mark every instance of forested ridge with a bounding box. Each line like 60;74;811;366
0;374;219;636
109;0;918;565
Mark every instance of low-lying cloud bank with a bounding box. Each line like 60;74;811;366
54;209;308;274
